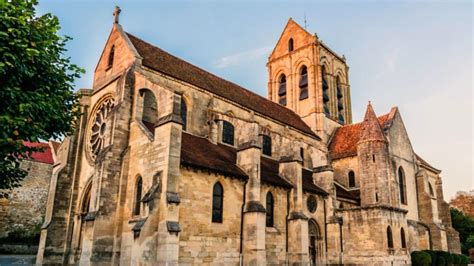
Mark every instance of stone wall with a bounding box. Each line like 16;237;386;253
0;159;52;240
178;167;245;264
337;206;410;265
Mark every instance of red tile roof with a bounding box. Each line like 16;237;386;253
329;107;397;160
126;33;318;139
359;103;386;143
23;142;54;164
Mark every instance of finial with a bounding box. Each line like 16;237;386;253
342;54;346;62
113;6;121;24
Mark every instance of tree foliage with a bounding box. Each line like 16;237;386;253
0;0;83;189
450;208;474;255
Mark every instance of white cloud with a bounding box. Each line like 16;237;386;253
214;46;273;69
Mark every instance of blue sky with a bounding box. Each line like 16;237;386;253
37;0;472;199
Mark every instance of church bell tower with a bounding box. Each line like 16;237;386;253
266;18;352;142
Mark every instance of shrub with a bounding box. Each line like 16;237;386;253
459;254;470;264
412;251;432;266
436;251;453;265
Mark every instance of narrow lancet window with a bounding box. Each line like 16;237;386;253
262;135;272;156
133;176;143;216
299;65;308;100
212;182;223;223
222;121;234;146
266;192;274;227
278;74;287;106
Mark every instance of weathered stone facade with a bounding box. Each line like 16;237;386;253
0;142;55;245
37;13;460;265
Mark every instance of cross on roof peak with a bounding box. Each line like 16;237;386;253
113;6;121;24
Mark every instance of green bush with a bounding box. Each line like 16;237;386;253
436;251;453;266
452;254;462;264
423;250;438;265
412;251;432;266
459;254;470;264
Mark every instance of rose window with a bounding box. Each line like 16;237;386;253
89;98;114;159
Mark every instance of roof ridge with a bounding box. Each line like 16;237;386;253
126;32;317;138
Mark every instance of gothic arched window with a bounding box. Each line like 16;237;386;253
398;167;407;204
336;76;345;123
181;98;187;131
278;74;287;106
212;182;223;223
133;176;143;216
262;135;272;156
222;121;234;146
387;226;394;249
348;171;356;188
288;38;294;52
299;65;309;100
107;45;115;69
266;192;274;227
401;228;407;248
140;89;158;133
321;66;330;115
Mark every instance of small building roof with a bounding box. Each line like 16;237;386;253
329;106;397;160
180;133;248;180
335;182;361;202
415;153;441;174
23;141;54;165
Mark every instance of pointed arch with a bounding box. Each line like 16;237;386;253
299;65;309;100
266;191;274;227
288;38;294;52
107;45;115;69
80;180;93;214
348;170;356;188
222;121;234;146
321;65;330;115
278;74;287;106
138;89;158;132
336;75;345;123
387;226;394;249
133;176;143;216
401;227;407;248
398;166;407;204
180;97;187;131
212;182;224;223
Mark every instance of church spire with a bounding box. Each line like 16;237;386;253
359;102;386;143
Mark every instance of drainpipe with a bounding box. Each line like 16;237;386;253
324;198;328;253
239;179;248;266
285;189;290;264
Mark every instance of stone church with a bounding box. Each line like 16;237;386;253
36;8;461;265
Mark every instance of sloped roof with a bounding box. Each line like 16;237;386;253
329;107;396;160
302;169;329;196
335;183;360;202
415;153;441;173
23;142;54;165
126;33;318;139
180;133;248;179
260;157;293;189
359;103;386;143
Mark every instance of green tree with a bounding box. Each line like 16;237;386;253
0;0;83;189
450;208;474;255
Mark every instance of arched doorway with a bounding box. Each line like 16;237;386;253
308;219;322;265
